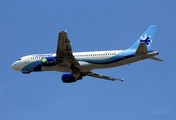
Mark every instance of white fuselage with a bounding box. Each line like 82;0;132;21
12;50;159;74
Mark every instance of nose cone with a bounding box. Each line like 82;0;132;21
12;62;16;70
12;62;19;71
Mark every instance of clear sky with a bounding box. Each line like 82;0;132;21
0;0;175;120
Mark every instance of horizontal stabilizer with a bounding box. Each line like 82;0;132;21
135;43;148;55
149;56;163;62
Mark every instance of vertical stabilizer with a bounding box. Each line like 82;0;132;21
128;25;157;51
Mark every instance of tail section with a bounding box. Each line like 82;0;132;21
135;43;148;54
127;25;163;62
128;25;157;51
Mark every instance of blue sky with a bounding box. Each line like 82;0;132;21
0;0;175;119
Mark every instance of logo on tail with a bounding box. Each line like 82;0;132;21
138;34;152;46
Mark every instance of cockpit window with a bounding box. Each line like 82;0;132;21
17;58;21;61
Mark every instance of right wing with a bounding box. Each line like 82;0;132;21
84;71;123;82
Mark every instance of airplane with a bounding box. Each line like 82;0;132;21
12;25;162;83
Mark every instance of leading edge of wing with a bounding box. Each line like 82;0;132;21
85;72;124;82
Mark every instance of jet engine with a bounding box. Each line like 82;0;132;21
41;57;56;67
62;74;82;83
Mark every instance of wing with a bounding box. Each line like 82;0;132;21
56;31;79;66
84;72;123;82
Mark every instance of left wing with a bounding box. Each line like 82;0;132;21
56;31;79;66
84;72;123;82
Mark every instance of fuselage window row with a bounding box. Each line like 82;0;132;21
29;53;116;59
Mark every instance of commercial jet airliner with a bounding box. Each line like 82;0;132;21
12;25;162;83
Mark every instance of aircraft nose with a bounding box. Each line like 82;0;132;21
12;62;18;71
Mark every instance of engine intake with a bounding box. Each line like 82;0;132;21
41;57;56;67
62;74;82;83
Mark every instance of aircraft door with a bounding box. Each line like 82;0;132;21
25;57;29;63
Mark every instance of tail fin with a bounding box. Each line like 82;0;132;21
128;25;157;51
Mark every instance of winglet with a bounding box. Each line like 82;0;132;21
64;29;67;33
115;78;124;82
118;78;124;82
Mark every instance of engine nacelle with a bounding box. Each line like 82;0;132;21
41;57;56;67
62;74;82;83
